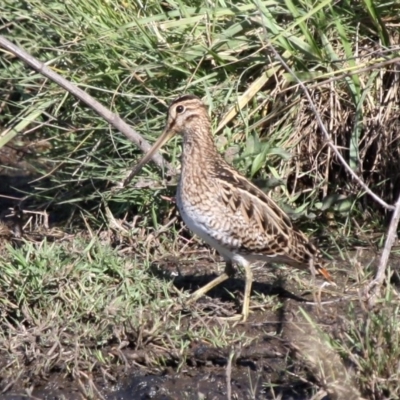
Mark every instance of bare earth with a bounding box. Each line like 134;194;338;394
0;148;383;399
0;248;375;400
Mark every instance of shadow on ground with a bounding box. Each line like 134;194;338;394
0;249;368;400
0;153;377;399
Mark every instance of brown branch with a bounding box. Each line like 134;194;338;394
226;350;234;400
364;192;400;307
0;35;168;171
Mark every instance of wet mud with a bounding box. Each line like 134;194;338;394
0;256;362;400
0;145;385;400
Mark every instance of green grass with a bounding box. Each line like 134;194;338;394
1;0;400;398
0;237;246;379
1;0;400;227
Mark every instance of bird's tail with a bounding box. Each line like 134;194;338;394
292;231;333;282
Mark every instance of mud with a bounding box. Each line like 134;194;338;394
0;145;383;400
0;258;360;400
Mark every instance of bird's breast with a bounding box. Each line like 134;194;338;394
176;179;219;238
176;179;241;260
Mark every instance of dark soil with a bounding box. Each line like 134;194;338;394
0;147;376;400
0;252;365;400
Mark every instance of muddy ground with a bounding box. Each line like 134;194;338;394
0;145;380;399
0;245;371;400
0;299;349;400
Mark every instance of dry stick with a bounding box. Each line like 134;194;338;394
0;35;168;172
365;193;400;306
226;350;234;400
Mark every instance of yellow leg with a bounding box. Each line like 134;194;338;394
187;260;253;323
241;261;253;322
218;261;253;322
187;261;234;304
187;272;230;304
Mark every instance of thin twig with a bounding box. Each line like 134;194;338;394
364;192;400;307
226;349;234;400
0;35;168;171
307;56;400;91
270;56;400;96
255;9;394;211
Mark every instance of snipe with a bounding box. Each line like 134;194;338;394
130;95;332;322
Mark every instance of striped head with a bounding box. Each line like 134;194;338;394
129;95;211;176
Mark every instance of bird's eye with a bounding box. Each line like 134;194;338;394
176;105;185;114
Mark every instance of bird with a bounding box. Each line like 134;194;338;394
129;94;332;322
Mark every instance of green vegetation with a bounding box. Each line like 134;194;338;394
1;0;400;398
0;238;250;391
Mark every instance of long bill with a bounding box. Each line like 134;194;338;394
123;128;175;186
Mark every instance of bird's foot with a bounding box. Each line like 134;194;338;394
217;312;248;324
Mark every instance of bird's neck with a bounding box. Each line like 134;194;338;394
179;124;223;183
181;124;219;164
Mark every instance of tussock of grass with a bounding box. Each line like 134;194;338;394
1;0;400;239
290;309;361;400
1;0;400;398
337;295;400;399
284;281;400;400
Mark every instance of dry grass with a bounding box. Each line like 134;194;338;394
1;0;400;398
0;0;399;231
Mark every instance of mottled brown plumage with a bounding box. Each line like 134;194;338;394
131;95;332;321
